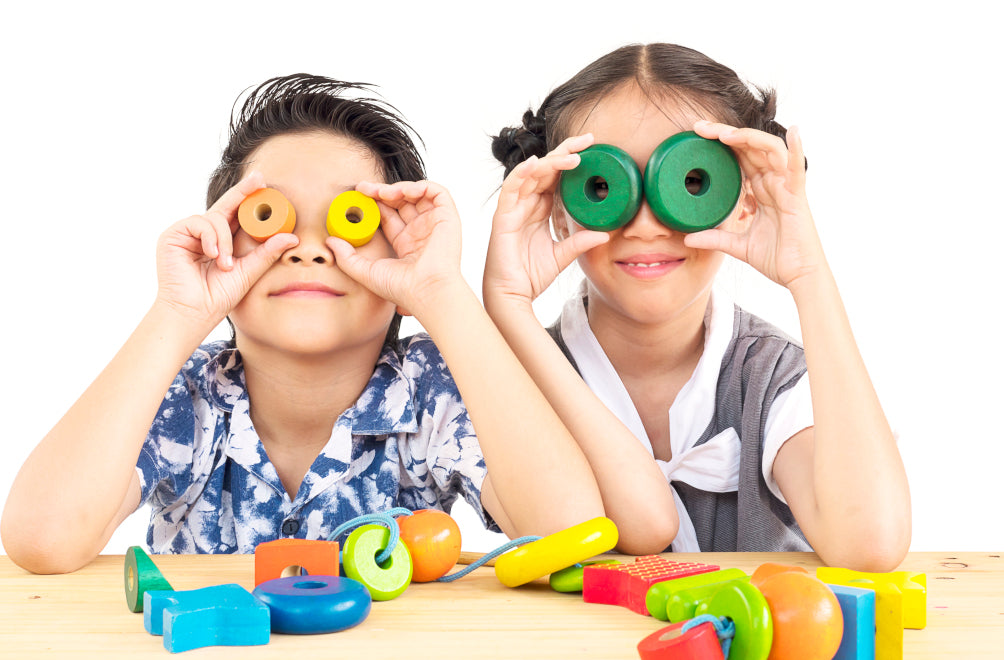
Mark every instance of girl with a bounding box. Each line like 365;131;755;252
2;74;602;574
484;44;910;571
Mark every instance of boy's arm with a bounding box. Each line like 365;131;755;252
1;174;295;573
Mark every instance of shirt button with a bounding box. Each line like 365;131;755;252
281;519;300;535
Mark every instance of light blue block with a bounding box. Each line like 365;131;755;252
828;583;876;660
144;584;270;653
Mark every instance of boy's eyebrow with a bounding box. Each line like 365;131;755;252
263;182;361;198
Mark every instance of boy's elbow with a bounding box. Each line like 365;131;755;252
2;513;97;574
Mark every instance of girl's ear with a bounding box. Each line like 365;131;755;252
552;206;571;241
732;179;758;231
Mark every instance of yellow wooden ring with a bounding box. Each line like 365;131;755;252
494;517;618;588
327;191;380;247
238;188;296;242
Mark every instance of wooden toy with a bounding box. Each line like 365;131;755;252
816;569;907;660
238;188;296;242
397;509;462;582
550;560;621;593
124;546;173;613
253;575;371;634
816;567;926;630
694;581;772;660
644;132;741;233
584;555;719;616
645;568;747;621
494;516;619;588
828;584;877;660
326;190;380;246
749;562;809;589
253;538;340;587
144;584;270;653
757;571;843;660
341;523;413;601
636;620;725;660
559;144;643;231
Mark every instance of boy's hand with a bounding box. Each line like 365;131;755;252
484;134;609;309
326;180;465;316
686;121;827;290
155;172;298;327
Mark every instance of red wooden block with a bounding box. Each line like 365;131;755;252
254;538;340;586
637;621;725;660
584;555;719;616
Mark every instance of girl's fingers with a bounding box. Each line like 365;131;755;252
683;227;747;261
549;133;594;157
553;230;609;272
786;126;807;188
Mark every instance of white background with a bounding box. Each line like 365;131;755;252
2;1;1001;557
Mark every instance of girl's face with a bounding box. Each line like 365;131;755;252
552;83;752;330
229;131;397;357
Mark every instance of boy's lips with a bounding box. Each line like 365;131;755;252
270;281;344;297
614;254;684;279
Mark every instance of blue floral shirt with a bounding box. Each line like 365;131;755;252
136;335;491;554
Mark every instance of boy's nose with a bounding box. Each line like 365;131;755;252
282;225;333;265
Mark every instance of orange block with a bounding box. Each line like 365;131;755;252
254;539;340;586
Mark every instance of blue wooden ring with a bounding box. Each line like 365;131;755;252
253;575;371;634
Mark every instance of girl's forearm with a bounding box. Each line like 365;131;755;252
1;303;211;572
788;266;911;569
413;282;604;538
482;292;679;554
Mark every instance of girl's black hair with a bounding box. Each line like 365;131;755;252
209;74;426;347
491;43;802;178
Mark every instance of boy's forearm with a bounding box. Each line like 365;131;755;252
482;293;679;554
789;267;911;567
413;281;604;537
1;303;210;571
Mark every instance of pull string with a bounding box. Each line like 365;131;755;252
682;614;735;659
326;508;413;565
436;536;542;582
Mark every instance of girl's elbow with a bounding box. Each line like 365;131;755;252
614;518;679;556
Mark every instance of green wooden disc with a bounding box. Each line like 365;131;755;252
559;144;642;231
342;525;413;602
695;581;773;660
548;559;621;593
644;131;741;233
124;546;173;613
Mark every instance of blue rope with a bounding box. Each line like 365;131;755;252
326;508;413;565
436;535;543;582
682;614;735;659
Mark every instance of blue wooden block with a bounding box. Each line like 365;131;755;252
144;584;270;653
829;584;877;660
254;575;371;634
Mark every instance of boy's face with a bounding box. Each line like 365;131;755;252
229;131;397;357
552;83;750;328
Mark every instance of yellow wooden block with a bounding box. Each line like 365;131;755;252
817;567;926;629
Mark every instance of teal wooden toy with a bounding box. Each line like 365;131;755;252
828;584;877;660
644;567;747;621
695;581;772;660
254;575;371;634
124;546;172;613
144;584;270;653
559;144;642;231
644;131;742;233
341;524;413;601
549;559;621;593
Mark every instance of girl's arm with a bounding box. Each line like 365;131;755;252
481;143;680;554
1;174;297;573
327;180;604;539
687;122;911;570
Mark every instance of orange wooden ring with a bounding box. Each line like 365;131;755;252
238;188;296;242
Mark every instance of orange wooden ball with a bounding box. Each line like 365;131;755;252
397;510;462;582
750;562;809;590
759;572;843;660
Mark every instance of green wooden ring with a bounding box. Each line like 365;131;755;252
644;131;741;233
124;546;173;613
559;144;642;231
341;525;413;602
549;559;621;593
695;580;773;660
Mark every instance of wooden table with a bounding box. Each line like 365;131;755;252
1;552;1001;658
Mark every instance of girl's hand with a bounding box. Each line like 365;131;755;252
326;180;464;315
686;121;826;290
484;134;610;309
155;172;299;327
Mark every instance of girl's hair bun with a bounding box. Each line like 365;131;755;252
491;108;549;177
